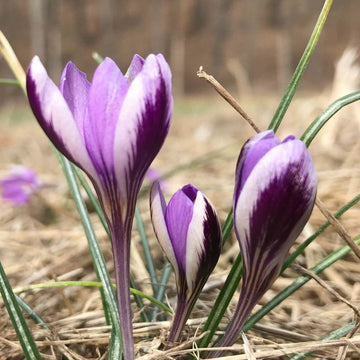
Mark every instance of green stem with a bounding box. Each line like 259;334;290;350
222;208;233;246
288;321;356;360
0;78;20;86
243;235;360;332
151;261;172;320
75;169;147;318
268;0;333;132
57;156;122;359
282;192;360;272
197;253;242;351
12;281;172;314
0;261;42;360
301;90;360;147
135;205;159;297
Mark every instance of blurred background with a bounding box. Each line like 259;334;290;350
0;0;359;102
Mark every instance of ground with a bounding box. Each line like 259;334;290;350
0;90;360;359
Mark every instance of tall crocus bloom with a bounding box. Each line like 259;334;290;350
0;165;40;205
215;130;317;354
150;183;222;345
27;54;173;360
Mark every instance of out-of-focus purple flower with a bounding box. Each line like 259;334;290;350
150;183;222;345
0;165;40;205
27;54;173;360
215;130;317;353
146;167;168;189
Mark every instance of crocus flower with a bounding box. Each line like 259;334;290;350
215;130;317;354
150;183;222;345
27;54;172;360
0;165;40;205
146;167;168;189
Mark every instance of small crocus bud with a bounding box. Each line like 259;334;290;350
27;54;172;360
150;183;222;345
0;165;40;205
215;130;317;353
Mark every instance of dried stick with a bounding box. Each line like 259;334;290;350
315;197;360;260
197;66;261;134
294;264;360;360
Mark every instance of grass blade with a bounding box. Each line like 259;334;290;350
12;281;172;314
75;169;147;318
0;78;20;86
268;0;333;132
15;295;49;330
57;154;122;359
135;205;159;297
195;207;237;350
301;90;360;147
288;321;356;360
198;193;360;350
75;169;110;235
151;261;172;320
197;253;243;351
0;260;42;360
282;192;360;272
243;235;360;332
130;275;149;322
222;208;233;246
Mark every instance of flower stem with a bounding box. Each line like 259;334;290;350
209;287;254;358
166;294;193;347
111;222;134;360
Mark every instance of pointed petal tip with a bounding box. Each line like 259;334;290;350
181;184;198;202
27;56;46;82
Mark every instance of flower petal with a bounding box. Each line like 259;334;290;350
234;137;317;278
0;166;40;205
165;187;194;273
114;54;173;210
234;130;280;207
59;61;90;139
150;182;179;279
26;56;98;181
125;54;145;82
85;57;130;177
185;189;221;292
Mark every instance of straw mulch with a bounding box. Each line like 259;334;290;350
0;82;360;360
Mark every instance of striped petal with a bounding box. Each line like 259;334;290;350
234;135;317;278
234;130;280;205
186;189;222;293
150;182;179;280
114;54;173;213
151;183;222;345
26;56;98;181
215;133;317;353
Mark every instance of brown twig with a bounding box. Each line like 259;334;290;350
293;264;360;319
197;66;261;134
315;197;360;260
294;264;360;360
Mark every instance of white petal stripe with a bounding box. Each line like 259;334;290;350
185;191;207;292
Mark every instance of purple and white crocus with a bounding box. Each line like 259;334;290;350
26;54;173;360
215;130;317;354
150;183;222;346
0;165;40;205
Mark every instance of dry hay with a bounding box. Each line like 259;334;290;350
1;77;360;360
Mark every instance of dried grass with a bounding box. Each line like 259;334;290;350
1;53;360;358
